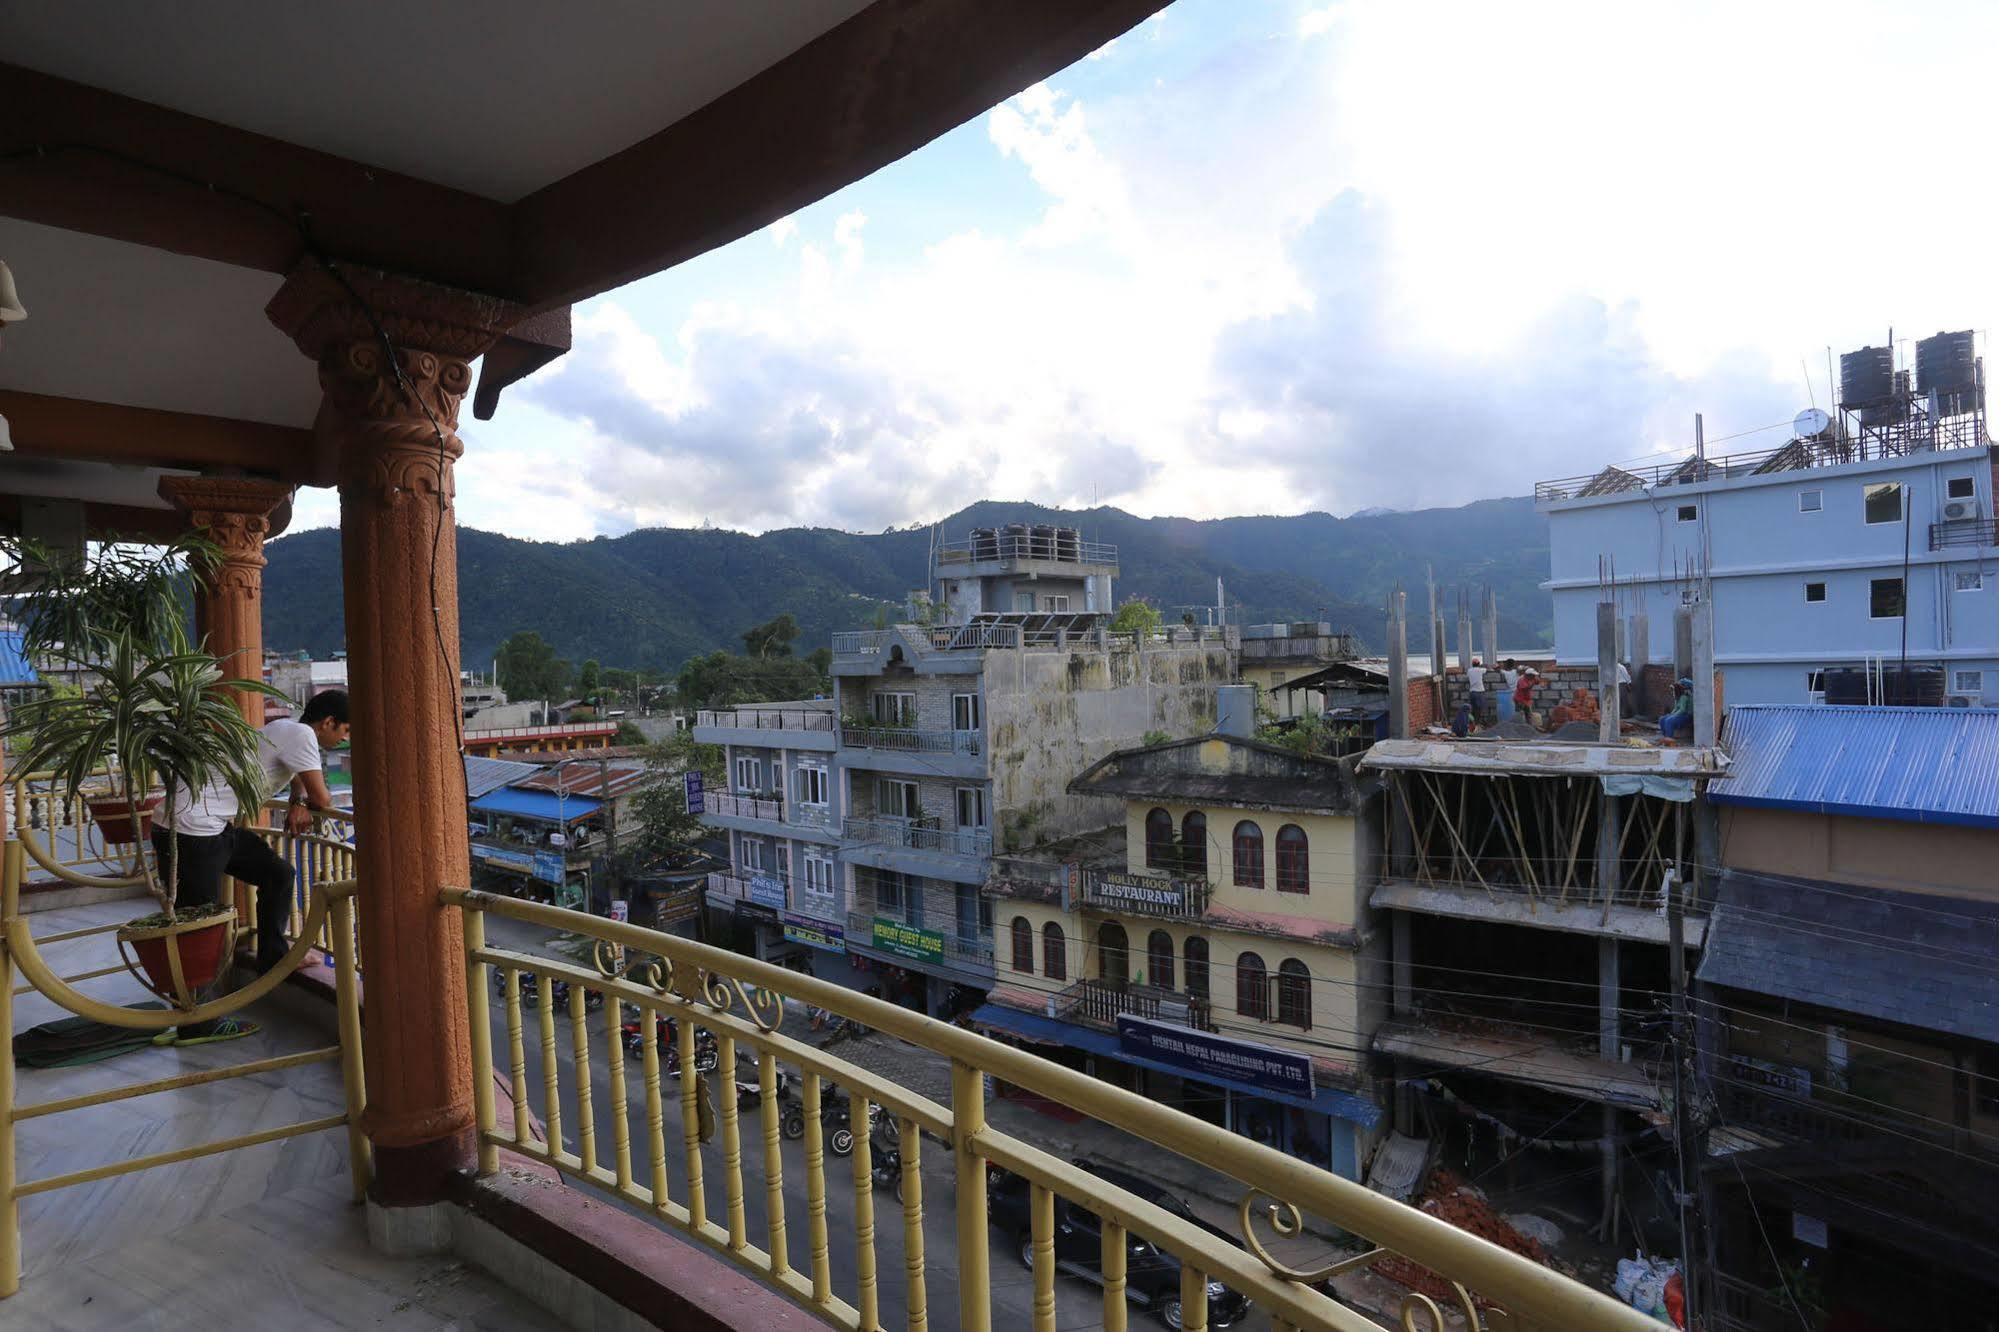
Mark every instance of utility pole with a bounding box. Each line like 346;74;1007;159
1667;868;1704;1325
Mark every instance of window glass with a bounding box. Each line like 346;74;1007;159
1804;582;1826;603
1954;670;1984;694
1097;922;1129;986
1043;922;1067;981
1147;929;1174;990
1277;960;1312;1028
1956;571;1984;592
1236;952;1268;1020
1180;811;1208;879
1010;917;1034;973
1275;824;1309;894
1232;821;1264;888
1183;937;1209;1000
1864;483;1903;525
1676;504;1697;523
955;786;986;829
1869;577;1904;619
1799;489;1823;512
1145;808;1175;869
870;692;915;725
1948;476;1976;500
951;692;981;730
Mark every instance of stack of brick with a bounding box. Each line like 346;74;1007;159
1373;1168;1551;1307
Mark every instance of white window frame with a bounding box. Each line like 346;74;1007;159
870;691;915;725
1955;571;1984;592
1953;669;1984;696
800;852;838;915
739;836;766;873
1805;670;1826;705
1013;590;1036;612
874;777;920;820
955;786;987;830
1044;594;1071;612
1799;489;1823;513
1948;476;1977;500
951;692;981;731
1863;482;1905;526
1804;581;1827;604
733;755;763;792
1676;503;1698;523
795;762;829;806
1868;576;1905;620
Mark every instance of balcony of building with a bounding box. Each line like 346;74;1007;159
831;621;1236;676
692;705;839;752
840;815;992;885
701;789;839;844
838;724;987;779
932;525;1118;578
1053;977;1216;1034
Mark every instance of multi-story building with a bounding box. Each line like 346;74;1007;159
1239;621;1362;719
693;527;1238;1013
1538;329;1995;707
974;722;1385;1178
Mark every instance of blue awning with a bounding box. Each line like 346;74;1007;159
971;1003;1380;1128
469;787;603;824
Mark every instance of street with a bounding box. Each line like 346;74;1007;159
482;914;1259;1332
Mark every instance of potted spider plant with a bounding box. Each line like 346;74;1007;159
3;535;278;1004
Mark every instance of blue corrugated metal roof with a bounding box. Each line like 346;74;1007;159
0;629;38;686
1714;704;1999;829
468;787;602;824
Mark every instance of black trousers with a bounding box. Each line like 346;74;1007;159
150;825;295;968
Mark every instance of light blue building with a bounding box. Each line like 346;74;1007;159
1539;335;1995;708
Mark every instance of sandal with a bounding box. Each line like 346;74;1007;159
165;1016;262;1047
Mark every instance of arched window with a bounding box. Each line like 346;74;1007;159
1145;808;1175;870
1277;959;1312;1028
1097;922;1130;987
1236;952;1269;1020
1043;922;1068;981
1275;824;1309;894
1233;821;1265;889
1010;917;1034;974
1180;811;1207;879
1184;937;1210;1002
1147;930;1175;991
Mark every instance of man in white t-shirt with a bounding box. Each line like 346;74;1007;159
150;691;351;1041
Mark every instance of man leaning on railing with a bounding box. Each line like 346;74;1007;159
152;690;352;1043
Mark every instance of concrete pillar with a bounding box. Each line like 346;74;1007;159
1481;588;1499;677
269;265;522;1209
1391;911;1413;1017
1630;614;1651;712
1692;597;1717;747
159;476;293;727
1597;601;1620;743
1599;936;1622;1241
1597;788;1624;906
1456;598;1473;675
1673;604;1694;680
1386;591;1409;740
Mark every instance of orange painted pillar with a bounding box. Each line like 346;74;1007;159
158;477;292;727
270;266;521;1206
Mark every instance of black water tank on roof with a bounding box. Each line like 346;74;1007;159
1916;331;1979;415
1840;345;1895;408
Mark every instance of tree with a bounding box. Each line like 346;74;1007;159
613;719;647;746
624;731;726;867
674;649;824;710
1109;597;1163;636
742;613;800;659
578;658;601;700
494;630;571;703
806;646;832;677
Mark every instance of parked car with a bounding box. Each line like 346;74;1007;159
987;1160;1252;1329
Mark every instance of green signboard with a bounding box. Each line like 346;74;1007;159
871;916;944;965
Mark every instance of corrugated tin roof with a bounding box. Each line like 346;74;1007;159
515;762;650;800
463;756;545;800
1698;870;1999;1044
0;629;38;686
1714;704;1999;829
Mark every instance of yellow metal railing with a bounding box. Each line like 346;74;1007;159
0;828;370;1298
445;887;1658;1332
9;775;149;886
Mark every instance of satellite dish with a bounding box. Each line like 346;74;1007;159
1794;407;1832;438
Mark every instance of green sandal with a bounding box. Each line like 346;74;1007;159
161;1016;261;1047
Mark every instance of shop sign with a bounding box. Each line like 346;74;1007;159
870;917;944;964
736;900;781;925
1085;871;1194;916
655;888;702;926
1726;1053;1811;1099
684;770;704;814
749;872;788;910
472;844;535;873
1117;1015;1314;1099
782;913;846;954
533;850;567;884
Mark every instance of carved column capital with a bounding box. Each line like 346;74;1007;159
266;266;523;511
157;476;292;586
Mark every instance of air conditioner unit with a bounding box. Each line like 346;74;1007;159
1944;499;1981;521
1947;695;1976;708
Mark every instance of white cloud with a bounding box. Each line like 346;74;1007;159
833;210;868;272
767;216;798;247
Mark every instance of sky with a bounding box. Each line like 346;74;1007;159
291;0;1999;541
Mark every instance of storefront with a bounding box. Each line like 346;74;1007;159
971;1004;1377;1180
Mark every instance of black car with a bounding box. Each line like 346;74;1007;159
987;1159;1253;1329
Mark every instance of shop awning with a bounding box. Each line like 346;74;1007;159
469;787;602;824
970;1003;1380;1129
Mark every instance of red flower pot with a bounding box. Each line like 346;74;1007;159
85;794;164;846
118;907;237;1008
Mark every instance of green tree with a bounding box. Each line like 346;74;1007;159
494;630;571;703
624;731;726;867
613;719;647;746
1109;597;1164;636
674;649;824;710
742;613;800;659
578;658;601;700
806;646;832;677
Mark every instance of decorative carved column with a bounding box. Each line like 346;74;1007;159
158;476;292;727
268;266;522;1208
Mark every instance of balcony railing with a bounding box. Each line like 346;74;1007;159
695;708;837;732
706;870;790;910
444;887;1658;1332
1931;517;1998;550
842;726;984;756
830;631;888;658
707;792;785;822
1055;978;1215;1033
843;816;993;859
935;533;1118;565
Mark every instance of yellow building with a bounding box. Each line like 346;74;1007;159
975;734;1383;1178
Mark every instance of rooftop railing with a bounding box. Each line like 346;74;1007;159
696;708;837;732
934;534;1118;565
444;886;1661;1332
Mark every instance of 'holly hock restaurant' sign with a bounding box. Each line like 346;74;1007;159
1083;871;1200;917
1116;1015;1314;1099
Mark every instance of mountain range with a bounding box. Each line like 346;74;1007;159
259;498;1553;673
